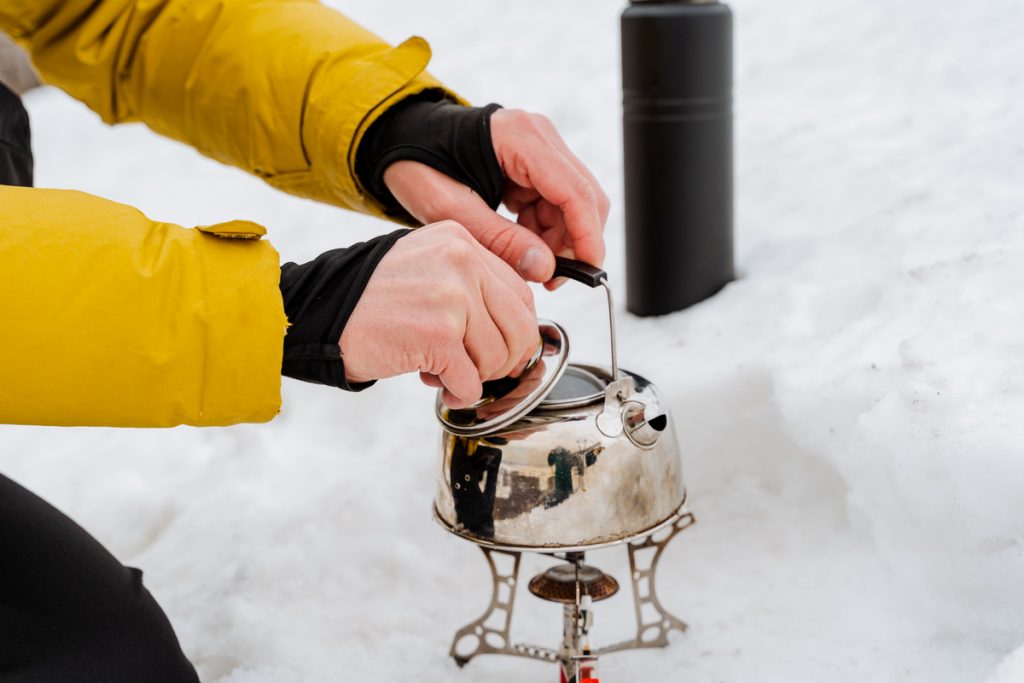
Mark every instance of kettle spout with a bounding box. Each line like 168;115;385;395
647;413;668;432
623;403;669;448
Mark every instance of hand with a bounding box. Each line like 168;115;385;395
383;109;610;289
339;221;539;408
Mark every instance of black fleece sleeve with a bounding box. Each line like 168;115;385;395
355;92;505;223
279;228;407;391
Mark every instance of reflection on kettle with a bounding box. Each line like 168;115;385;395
450;436;505;539
544;443;602;509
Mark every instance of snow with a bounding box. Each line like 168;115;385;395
3;0;1023;680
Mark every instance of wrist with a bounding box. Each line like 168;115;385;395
355;95;506;215
279;229;407;391
338;324;374;385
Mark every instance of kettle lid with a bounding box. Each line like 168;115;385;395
436;320;569;436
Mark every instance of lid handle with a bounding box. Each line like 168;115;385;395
553;257;620;384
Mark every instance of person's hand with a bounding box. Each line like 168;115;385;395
382;109;610;289
339;221;539;408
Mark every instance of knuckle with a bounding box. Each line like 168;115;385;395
518;317;538;352
431;281;467;310
507;108;532;128
438;220;469;238
530;112;554;132
508;152;531;184
422;352;447;378
451;314;469;337
576;177;597;205
442;238;476;266
432;316;464;349
481;352;508;380
520;284;535;311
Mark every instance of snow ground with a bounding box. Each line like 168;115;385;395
3;0;1023;680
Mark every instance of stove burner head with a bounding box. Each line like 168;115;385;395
528;563;619;604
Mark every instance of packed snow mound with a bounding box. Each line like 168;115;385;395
774;245;1024;640
2;0;1022;681
987;646;1024;683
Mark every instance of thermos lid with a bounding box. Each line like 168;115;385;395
630;0;719;4
436;320;569;437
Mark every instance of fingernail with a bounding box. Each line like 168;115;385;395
443;392;467;409
547;277;568;291
517;248;546;280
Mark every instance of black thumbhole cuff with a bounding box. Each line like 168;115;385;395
279;228;408;391
355;91;505;223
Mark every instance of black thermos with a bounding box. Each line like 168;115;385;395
621;0;733;316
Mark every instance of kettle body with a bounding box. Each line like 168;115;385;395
434;364;686;550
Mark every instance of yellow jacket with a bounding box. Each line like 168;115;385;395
0;0;457;427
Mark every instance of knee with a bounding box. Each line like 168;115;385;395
62;568;200;683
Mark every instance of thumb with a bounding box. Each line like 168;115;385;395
387;163;555;281
459;204;555;283
438;349;484;409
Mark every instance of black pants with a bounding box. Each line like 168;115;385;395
0;86;200;682
0;475;200;682
0;81;32;187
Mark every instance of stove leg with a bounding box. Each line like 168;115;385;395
595;508;696;656
625;511;695;648
449;547;521;668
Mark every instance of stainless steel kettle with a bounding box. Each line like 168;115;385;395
433;258;687;550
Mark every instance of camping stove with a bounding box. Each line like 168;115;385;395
446;506;694;682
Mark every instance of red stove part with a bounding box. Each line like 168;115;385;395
559;670;599;683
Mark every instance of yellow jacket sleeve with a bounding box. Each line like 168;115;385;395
0;0;459;216
0;187;287;427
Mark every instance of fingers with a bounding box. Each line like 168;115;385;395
463;306;512;382
463;234;539;378
503;184;541;214
477;269;538;380
530;199;574;257
389;164;558;284
492;110;609;268
383;110;609;277
423;221;539;398
432;219;536;313
517;199;573;291
468;237;537;316
455;192;557;284
507;147;605;268
437;347;483;409
419;372;444;388
458;228;538;381
533;116;612;227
